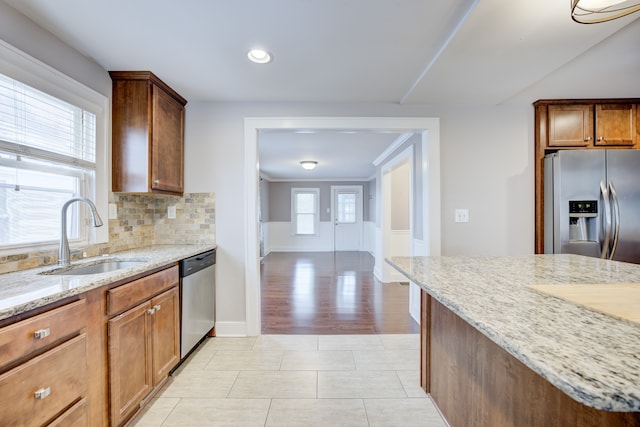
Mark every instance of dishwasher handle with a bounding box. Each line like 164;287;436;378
181;250;216;277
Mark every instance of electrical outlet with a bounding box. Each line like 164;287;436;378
108;203;118;219
168;205;177;219
455;208;469;223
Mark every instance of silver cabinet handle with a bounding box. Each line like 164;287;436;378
147;308;156;315
153;179;160;184
153;304;161;312
584;136;592;141
597;136;605;142
34;387;51;400
34;328;50;340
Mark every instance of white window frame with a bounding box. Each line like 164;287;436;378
0;41;109;254
291;187;320;236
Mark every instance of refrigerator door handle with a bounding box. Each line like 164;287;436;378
609;181;621;260
599;180;612;259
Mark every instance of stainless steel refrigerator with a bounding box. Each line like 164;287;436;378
544;150;640;264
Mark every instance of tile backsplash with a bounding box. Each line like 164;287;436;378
0;192;215;274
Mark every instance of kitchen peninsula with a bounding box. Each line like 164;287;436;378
388;254;640;427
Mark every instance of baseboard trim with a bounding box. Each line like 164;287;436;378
214;321;248;337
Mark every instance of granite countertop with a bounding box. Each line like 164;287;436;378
387;254;640;412
0;244;215;321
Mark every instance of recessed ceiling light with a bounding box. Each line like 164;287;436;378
247;49;272;64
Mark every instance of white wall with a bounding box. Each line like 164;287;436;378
0;2;111;97
184;102;535;332
264;221;334;253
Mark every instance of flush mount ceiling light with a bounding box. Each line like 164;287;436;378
300;161;318;170
571;0;640;23
247;48;272;64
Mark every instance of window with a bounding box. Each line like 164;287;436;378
292;188;319;235
337;192;356;224
0;42;108;251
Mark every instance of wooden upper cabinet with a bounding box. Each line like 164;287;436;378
547;104;593;147
110;71;187;195
594;104;636;146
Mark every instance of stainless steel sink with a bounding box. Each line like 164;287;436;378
41;260;147;276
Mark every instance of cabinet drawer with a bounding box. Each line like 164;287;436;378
0;299;86;367
48;398;88;427
107;265;179;316
0;334;87;427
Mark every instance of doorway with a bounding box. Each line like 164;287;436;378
382;156;412;283
331;185;363;251
245;117;441;336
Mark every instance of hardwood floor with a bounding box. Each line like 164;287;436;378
260;251;419;334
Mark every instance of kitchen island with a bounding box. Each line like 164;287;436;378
388;254;640;427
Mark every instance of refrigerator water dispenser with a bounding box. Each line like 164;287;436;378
568;200;597;242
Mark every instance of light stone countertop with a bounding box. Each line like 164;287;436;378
387;254;640;412
0;244;215;321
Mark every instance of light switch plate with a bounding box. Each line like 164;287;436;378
168;205;177;219
108;203;118;220
455;208;469;223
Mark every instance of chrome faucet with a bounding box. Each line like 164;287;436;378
58;197;103;266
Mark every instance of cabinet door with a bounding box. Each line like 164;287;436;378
108;302;152;427
594;104;635;146
151;85;184;194
547;104;593;147
150;287;180;385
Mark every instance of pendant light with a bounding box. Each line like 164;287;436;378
571;0;640;23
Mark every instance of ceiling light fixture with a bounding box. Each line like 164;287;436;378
247;48;272;64
300;161;318;170
571;0;640;23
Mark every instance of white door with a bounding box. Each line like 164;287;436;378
332;186;363;251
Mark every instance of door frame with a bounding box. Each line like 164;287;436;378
244;117;441;336
331;185;363;251
381;149;413;283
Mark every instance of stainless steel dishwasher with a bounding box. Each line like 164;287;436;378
180;249;216;358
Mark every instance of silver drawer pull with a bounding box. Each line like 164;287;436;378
153;304;161;312
34;387;51;400
147;308;156;315
34;328;51;340
153;179;160;184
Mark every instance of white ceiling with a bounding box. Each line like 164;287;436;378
5;0;639;180
259;130;407;181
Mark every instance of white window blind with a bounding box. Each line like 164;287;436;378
0;72;97;248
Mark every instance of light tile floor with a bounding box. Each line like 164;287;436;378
131;334;448;427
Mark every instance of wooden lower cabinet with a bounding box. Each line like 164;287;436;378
422;289;640;427
48;398;89;427
150;287;180;384
0;292;102;427
0;264;180;427
108;273;179;427
0;334;87;427
108;301;153;426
